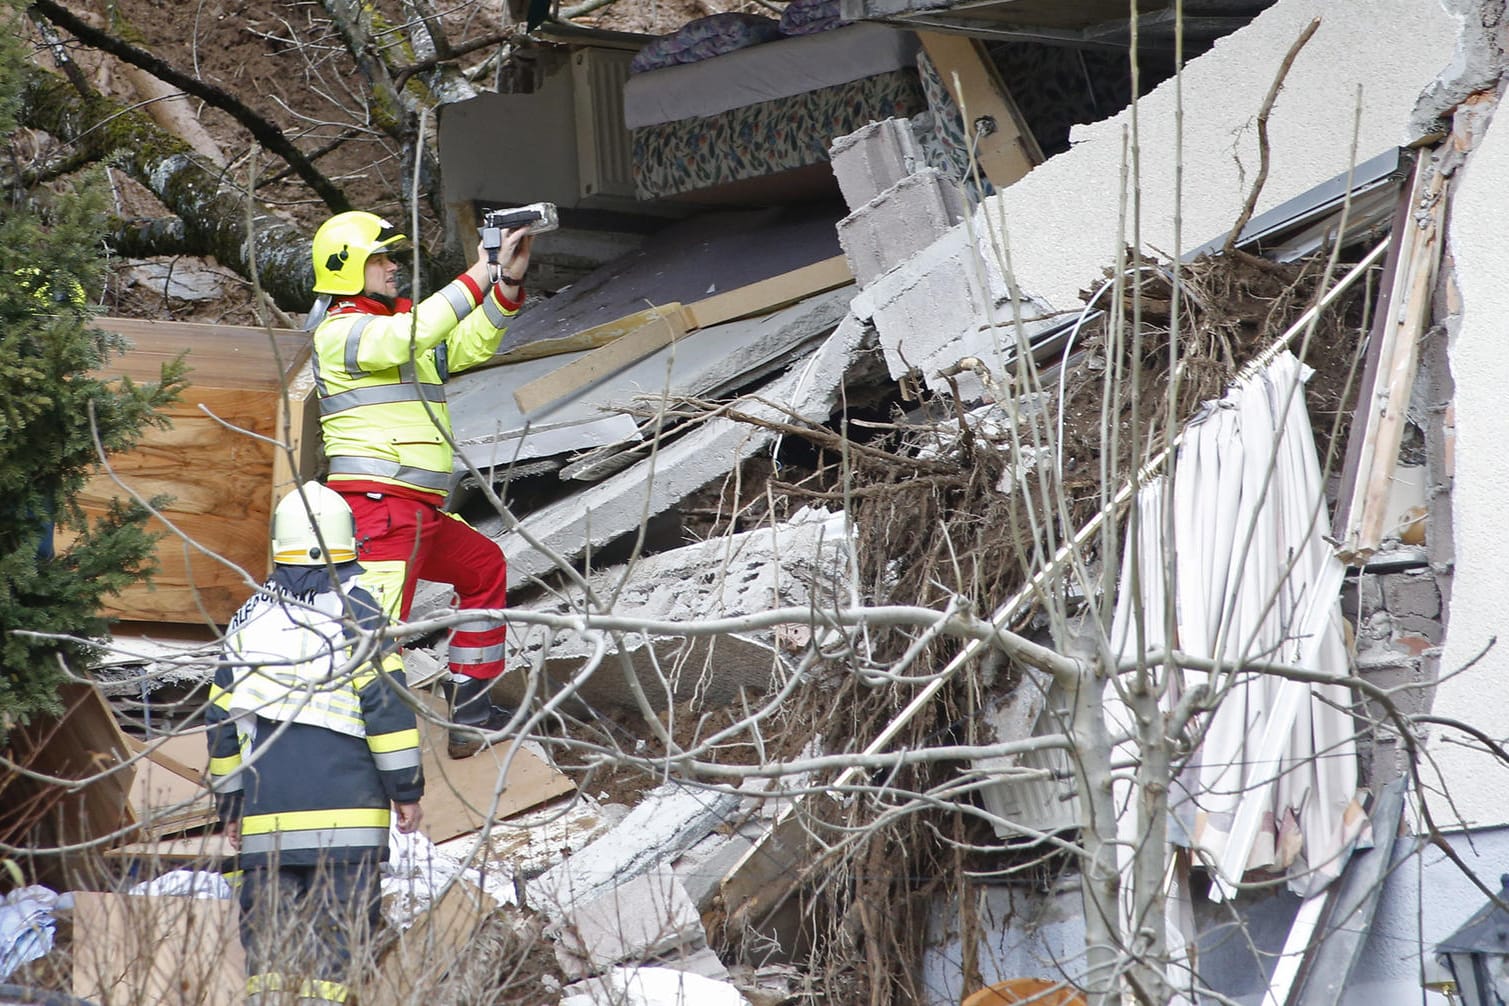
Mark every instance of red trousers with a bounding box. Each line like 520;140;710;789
341;491;507;681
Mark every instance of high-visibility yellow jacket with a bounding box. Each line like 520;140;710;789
207;563;424;867
311;276;522;502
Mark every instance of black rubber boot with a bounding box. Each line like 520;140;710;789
442;675;512;759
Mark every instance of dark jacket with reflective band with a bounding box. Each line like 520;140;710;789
206;562;424;868
312;278;522;503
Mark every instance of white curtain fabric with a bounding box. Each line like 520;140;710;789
1110;350;1362;903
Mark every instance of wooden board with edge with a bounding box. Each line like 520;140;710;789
916;32;1043;188
75;318;319;624
362;878;491;1006
513;304;689;414
508;255;852;414
415;693;575;843
682;254;851;330
72;891;244;1006
482;301;688;370
123;735;216;839
4;683;135;854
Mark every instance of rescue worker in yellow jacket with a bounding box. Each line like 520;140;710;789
207;482;424;1005
307;210;531;758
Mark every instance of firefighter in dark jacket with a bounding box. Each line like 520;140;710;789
207;481;424;1005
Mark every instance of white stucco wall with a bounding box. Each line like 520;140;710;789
974;0;1460;311
1431;101;1509;830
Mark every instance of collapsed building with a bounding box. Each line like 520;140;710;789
7;0;1509;1004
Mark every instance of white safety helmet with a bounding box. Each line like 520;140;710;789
272;482;357;565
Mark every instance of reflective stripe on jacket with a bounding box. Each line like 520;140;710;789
205;564;424;865
311;278;521;498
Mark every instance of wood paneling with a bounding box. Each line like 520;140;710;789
75;319;317;624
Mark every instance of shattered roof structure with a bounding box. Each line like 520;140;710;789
14;0;1509;1004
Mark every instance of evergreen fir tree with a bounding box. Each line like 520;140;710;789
0;3;185;732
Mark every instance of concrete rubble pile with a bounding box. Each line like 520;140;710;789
7;0;1499;1002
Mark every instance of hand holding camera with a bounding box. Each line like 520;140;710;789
479;203;557;287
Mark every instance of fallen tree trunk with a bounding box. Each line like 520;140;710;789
22;64;316;313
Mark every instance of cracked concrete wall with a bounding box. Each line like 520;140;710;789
972;0;1459;314
1428;83;1509;829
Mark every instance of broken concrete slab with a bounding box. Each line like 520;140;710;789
469;312;871;591
495;506;852;712
851;227;1060;399
970;0;1458;312
837;167;966;287
528;782;742;918
830;117;923;211
553;868;704;979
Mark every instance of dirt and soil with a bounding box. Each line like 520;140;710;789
34;0;763;324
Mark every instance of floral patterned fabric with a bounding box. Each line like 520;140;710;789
913;49;993;200
629;13;782;74
631;68;926;200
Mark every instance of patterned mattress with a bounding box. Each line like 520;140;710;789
631;67;927;200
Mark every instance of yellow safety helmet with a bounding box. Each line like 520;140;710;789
310;211;407;295
271;481;357;565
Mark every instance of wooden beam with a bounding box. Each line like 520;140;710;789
917;31;1043;188
513;304;689;414
488;301;689;370
683;254;851;330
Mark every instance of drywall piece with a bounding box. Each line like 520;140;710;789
829;117;923;210
915;31;1042;186
483;312;870;589
72;892;245;1006
1433;94;1509;829
412;693;575;843
554;868;704;979
515;305;689;413
683;255;852;330
445;288;852;471
560;965;747;1006
851;226;1057;399
497;507;852;712
969;0;1457;313
454;794;627;879
529;782;742;918
837;168;966;287
661;947;730;980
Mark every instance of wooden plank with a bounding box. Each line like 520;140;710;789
104;833;234;865
513;305;689;414
363;879;491;1006
4;683;135;851
73;892;244;1006
917;31;1043;188
488;302;688;368
271;358;323;504
67;383;279;623
683;254;851;330
123;736;216;839
95;317;309;390
414;694;576;843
